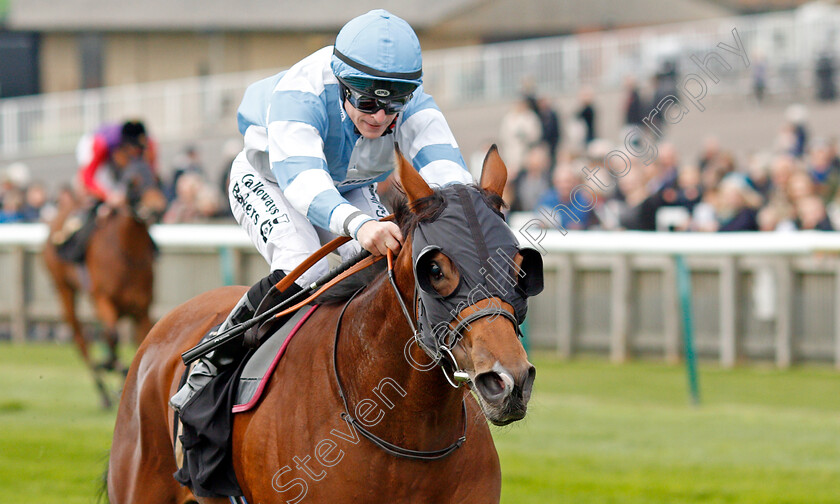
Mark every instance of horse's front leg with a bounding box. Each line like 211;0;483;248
92;294;126;374
54;282;113;408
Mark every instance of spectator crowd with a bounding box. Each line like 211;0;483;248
496;79;840;233
2;85;840;236
0;141;240;226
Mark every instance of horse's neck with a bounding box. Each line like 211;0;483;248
338;274;465;433
104;212;150;251
113;210;144;232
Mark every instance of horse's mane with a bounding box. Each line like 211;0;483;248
314;184;506;305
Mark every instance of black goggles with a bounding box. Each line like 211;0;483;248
338;77;414;114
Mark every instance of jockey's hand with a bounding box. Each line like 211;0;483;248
356;220;403;256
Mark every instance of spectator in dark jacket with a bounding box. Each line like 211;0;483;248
623;76;645;127
576;87;597;146
716;176;760;232
536;97;561;168
795;195;834;230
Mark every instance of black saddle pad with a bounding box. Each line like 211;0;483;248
173;348;249;498
55;211;97;263
173;307;311;498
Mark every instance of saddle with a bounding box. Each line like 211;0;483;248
54;208;97;263
172;231;385;498
234;305;318;412
173;303;314;498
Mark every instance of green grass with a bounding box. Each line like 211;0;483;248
0;344;116;504
494;355;840;503
0;344;839;503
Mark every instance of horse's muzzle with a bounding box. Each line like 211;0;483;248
473;364;536;426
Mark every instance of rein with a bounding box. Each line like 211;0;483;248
331;287;467;461
277;215;516;461
271;214;394;294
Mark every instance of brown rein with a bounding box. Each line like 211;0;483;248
264;215;397;321
331;258;468;461
271;215;396;294
271;237;469;461
267;252;385;321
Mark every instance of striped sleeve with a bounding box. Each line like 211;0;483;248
397;91;473;187
268;89;362;234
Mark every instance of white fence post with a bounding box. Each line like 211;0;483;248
835;261;840;370
11;246;27;343
610;255;631;363
720;256;739;368
556;254;575;359
1;101;19;157
775;258;793;368
663;257;681;364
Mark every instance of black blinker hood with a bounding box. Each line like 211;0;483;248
411;185;543;351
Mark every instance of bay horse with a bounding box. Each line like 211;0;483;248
43;160;166;408
108;147;539;503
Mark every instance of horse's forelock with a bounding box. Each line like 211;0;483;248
391;184;505;239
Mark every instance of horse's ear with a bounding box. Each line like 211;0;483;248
479;145;507;199
395;144;433;205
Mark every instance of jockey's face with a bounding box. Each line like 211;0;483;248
112;143;144;168
344;100;396;139
111;146;131;168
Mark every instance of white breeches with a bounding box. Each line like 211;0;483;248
228;152;388;288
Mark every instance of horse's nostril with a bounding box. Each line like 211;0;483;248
475;371;507;401
521;365;536;402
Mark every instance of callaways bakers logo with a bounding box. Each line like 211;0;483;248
231;174;289;243
260;215;290;243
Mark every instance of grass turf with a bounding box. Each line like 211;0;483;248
0;344;838;503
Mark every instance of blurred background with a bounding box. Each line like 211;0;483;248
0;1;839;503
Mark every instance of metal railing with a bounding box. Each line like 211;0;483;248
1;223;840;368
2;7;840;158
513;227;840;369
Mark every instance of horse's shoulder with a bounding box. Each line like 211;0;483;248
188;285;249;306
143;285;247;351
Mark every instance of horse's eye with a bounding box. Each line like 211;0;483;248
429;262;444;281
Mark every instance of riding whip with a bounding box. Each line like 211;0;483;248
181;247;372;365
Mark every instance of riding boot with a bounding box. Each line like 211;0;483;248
169;269;298;412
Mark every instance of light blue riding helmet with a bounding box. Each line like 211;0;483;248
331;9;423;97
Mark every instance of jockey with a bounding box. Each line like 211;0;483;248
170;9;473;411
77;120;157;207
53;120;158;253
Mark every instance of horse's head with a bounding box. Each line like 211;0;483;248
122;160;167;224
133;186;167;225
394;146;543;426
